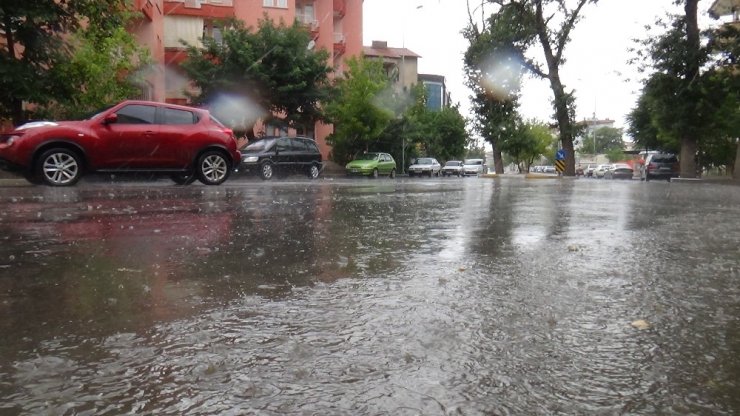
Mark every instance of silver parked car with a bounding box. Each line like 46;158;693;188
441;160;464;177
408;157;442;177
462;158;486;176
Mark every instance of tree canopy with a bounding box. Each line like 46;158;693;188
181;17;332;138
0;0;137;125
628;0;739;178
464;0;597;176
324;57;394;164
580;126;624;155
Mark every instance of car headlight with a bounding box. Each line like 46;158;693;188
242;156;259;163
2;135;20;146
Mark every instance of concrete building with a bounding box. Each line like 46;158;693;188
362;41;421;92
127;0;363;158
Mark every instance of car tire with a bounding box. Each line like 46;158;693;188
36;148;83;186
260;162;274;180
307;164;320;179
372;168;378;179
196;150;231;185
23;172;43;185
171;172;197;185
390;169;396;179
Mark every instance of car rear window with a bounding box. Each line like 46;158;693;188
302;139;319;153
653;155;678;163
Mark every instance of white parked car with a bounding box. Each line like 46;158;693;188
462;158;486;176
593;164;613;178
408;157;442;177
441;160;464;177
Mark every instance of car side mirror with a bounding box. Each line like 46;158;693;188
103;113;118;124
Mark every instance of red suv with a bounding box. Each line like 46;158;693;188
0;100;241;186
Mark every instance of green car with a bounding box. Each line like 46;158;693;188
345;152;397;178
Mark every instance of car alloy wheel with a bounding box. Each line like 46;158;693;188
372;168;378;178
260;162;274;180
37;148;82;186
308;164;320;179
196;151;230;185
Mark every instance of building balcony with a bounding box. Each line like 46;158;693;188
134;0;157;21
333;0;345;18
296;13;319;39
165;48;189;65
163;0;235;18
333;33;346;56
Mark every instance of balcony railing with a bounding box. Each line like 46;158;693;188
333;32;346;56
333;0;345;18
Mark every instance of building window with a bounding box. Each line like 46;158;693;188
203;21;224;45
263;0;287;8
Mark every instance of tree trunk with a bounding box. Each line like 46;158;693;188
733;140;740;181
534;0;581;177
679;136;698;178
679;0;700;179
492;142;504;174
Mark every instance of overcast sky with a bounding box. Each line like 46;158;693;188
363;0;717;138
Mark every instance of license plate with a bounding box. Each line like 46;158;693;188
352;169;358;173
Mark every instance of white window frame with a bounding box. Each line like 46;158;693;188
263;0;287;8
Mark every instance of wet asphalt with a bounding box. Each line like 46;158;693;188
0;174;739;415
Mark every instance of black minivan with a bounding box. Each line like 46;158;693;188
239;136;323;180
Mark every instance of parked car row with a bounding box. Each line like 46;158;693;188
0;99;495;186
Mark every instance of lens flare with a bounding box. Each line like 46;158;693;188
206;94;267;131
479;52;524;100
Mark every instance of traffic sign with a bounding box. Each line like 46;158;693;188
556;149;566;160
555;159;565;173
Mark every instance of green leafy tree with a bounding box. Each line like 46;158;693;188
412;105;470;162
465;142;487;159
629;0;740;178
580;126;624;154
628;0;737;178
605;148;627;163
40;24;149;120
0;0;132;125
181;17;332;139
465;0;597;176
324;56;394;164
500;120;551;172
463;1;531;174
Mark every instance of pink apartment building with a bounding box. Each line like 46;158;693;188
128;0;363;159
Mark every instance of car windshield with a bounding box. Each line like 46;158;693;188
415;158;434;165
355;153;379;161
79;104;117;121
445;161;460;166
243;138;276;152
464;160;482;165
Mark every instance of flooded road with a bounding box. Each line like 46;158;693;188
1;177;739;415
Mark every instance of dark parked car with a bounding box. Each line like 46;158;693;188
0;100;240;186
239;136;322;180
641;152;679;181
